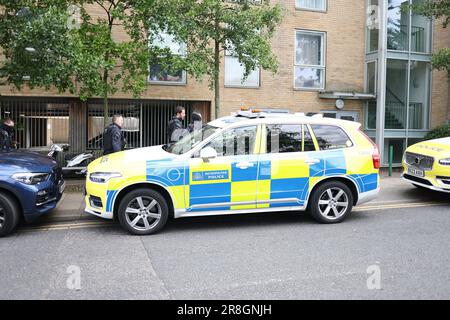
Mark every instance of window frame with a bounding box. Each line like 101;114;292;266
263;123;318;154
309;124;355;151
224;39;261;89
294;29;326;91
148;31;187;86
295;0;327;13
202;125;260;158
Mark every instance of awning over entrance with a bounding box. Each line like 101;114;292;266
318;91;376;100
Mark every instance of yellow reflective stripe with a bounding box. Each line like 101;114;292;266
254;124;264;154
307;124;320;151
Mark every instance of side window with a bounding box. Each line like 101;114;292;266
303;125;316;151
207;126;258;157
310;125;353;150
266;125;302;153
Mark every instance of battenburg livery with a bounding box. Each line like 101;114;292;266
402;137;450;193
85;110;381;235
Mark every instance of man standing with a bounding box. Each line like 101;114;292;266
103;114;125;155
0;118;15;152
167;106;186;143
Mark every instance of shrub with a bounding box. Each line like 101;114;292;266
424;124;450;140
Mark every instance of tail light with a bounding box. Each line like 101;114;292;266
359;129;380;169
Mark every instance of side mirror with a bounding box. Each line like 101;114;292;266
200;146;217;161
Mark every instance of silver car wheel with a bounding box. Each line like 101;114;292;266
0;205;5;229
317;187;349;220
124;196;162;232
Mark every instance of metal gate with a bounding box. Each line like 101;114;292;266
0;97;71;151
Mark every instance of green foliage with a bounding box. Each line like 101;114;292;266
424;124;450;140
153;0;284;117
0;1;76;92
411;0;450;28
410;0;450;80
0;0;167;125
431;48;450;79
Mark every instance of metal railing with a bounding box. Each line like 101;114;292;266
385;102;423;129
387;24;425;52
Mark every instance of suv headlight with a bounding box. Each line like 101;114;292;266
89;172;122;183
12;173;50;185
439;158;450;166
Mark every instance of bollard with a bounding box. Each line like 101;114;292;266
388;145;393;177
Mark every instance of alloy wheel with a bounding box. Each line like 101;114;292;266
317;187;349;220
0;205;5;229
124;196;162;232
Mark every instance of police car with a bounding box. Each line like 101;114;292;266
85;109;380;235
402;137;450;193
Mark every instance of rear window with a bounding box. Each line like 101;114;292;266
310;125;353;150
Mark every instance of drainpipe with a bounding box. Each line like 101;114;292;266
376;0;388;164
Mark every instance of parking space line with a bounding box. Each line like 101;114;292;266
16;201;447;233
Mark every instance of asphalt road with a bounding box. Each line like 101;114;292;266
1;177;450;300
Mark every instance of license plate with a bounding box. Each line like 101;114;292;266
408;167;424;177
59;181;66;194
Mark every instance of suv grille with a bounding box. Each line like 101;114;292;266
405;152;434;171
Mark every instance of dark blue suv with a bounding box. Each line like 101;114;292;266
0;151;65;236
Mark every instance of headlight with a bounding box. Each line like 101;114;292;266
12;173;50;185
439;158;450;166
89;172;122;183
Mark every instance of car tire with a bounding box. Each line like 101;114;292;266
0;192;20;237
308;181;353;224
117;188;169;235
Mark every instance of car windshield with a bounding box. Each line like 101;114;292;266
164;124;220;155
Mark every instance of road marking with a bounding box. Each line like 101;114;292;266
354;201;446;212
17;201;448;233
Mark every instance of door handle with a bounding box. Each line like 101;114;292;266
236;162;255;169
304;158;320;165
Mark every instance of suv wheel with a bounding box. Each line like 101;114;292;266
308;181;353;224
117;189;169;235
0;192;20;237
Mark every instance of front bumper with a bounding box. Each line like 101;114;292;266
22;179;65;222
402;172;450;193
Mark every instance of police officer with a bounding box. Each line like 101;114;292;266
167;106;186;143
188;112;202;133
103;114;125;155
0;118;15;152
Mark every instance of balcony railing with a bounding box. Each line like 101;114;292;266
387;24;425;52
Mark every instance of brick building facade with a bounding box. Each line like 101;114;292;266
1;0;449;165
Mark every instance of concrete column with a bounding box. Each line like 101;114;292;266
376;0;388;160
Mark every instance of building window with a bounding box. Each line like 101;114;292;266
224;41;260;88
366;60;377;94
366;0;379;52
387;0;432;53
294;30;325;90
149;31;187;84
295;0;326;11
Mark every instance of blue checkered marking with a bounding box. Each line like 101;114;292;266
232;161;258;182
189;182;231;207
269;178;309;208
350;173;378;193
146;160;187;187
323;150;347;176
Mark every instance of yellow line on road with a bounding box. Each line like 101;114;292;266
354;201;446;212
18;201;448;233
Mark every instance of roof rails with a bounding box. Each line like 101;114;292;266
234;108;325;119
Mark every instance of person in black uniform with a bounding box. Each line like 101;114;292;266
188;112;203;133
167;106;186;143
0;118;15;152
103;114;125;155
